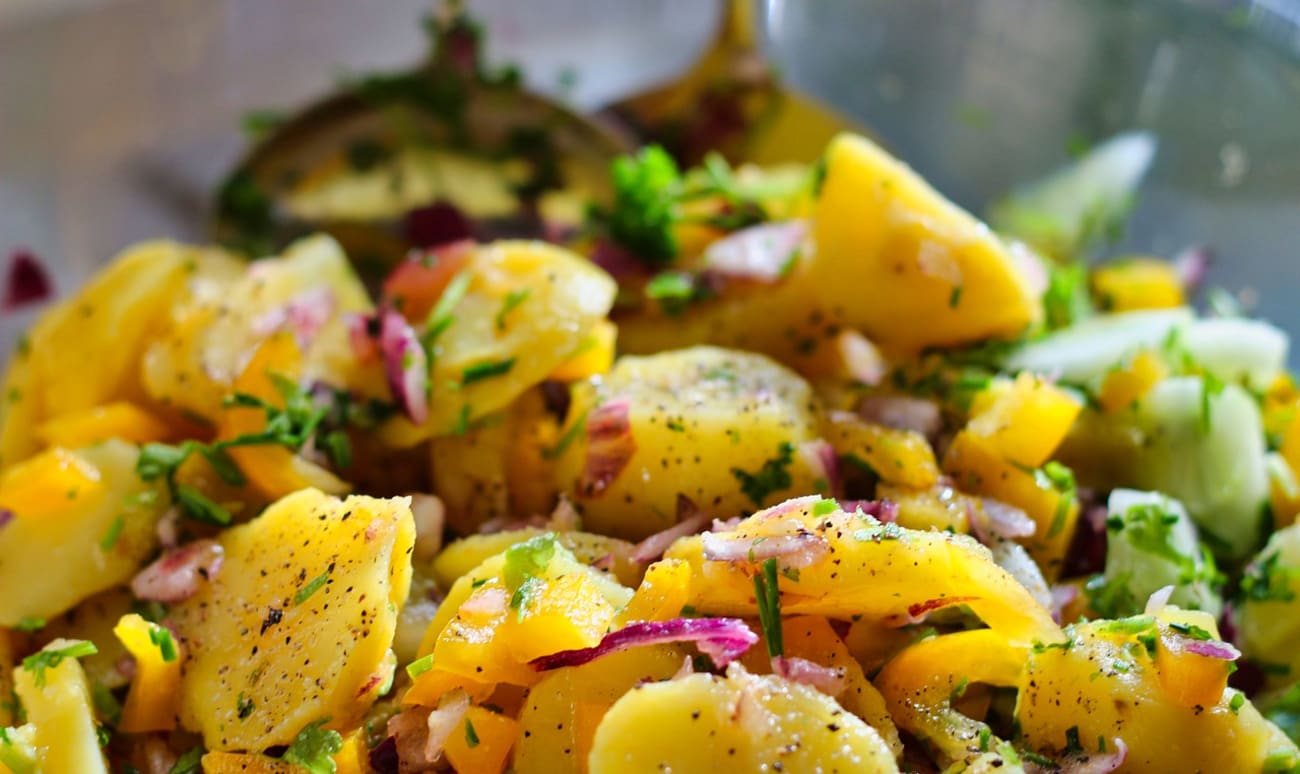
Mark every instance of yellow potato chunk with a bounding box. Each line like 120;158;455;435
142;234;377;422
12;639;109;773
965;373;1082;469
0;441;165;626
554;347;827;540
1;241;194;468
381;240;617;443
588;665;899;773
809;133;1039;352
1091;256;1185;312
172;489;414;750
666;497;1063;646
514;644;686;774
1019;618;1298;772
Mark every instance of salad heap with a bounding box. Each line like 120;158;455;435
2;126;1300;774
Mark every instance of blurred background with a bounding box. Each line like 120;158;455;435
1;0;1298;342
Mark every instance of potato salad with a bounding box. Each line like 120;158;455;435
2;127;1299;774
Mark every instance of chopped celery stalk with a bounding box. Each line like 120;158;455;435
1005;308;1192;386
1182;318;1289;391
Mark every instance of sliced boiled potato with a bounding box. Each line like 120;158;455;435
1;241;197;468
382;241;617;443
12;638;109;773
172;489;414;750
588;665;898;773
0;441;165;626
514;644;686;774
431;528;639;589
554;347;827;540
808;133;1039;352
142;234;378;421
666;496;1063;646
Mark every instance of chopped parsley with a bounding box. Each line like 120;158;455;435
1241;552;1296;603
1038;461;1077;537
92;680;121;726
1229;691;1246;715
1064;725;1083;755
1042;263;1091;330
949;676;969;705
148;625;178;663
495;288;531;331
423;270;473;350
754;558;784;658
169;747;204;774
282;719;343;774
13;617;44;633
465;717;480;748
406;654;435;680
811;498;839;517
731;442;795;507
237;693;255;720
1169;622;1214;641
504;533;558;620
645;272;699;316
99;515;125;553
542;407;588;460
461;357;517;386
22;640;98;688
294;568;332;606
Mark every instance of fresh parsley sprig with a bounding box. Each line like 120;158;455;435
754;557;784;658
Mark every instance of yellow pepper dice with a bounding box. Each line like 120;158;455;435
36;403;172;449
825;411;940;489
617;558;692;625
443;706;520;774
877;482;975;533
113;613;182;732
1097;349;1167;413
548;320;617;382
966;373;1082;468
216;332;347;500
0;446;103;519
1091;257;1185;312
942;431;1079;578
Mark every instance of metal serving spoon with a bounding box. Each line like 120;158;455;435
212;0;860;271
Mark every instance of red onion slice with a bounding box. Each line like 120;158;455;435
750;495;824;522
798;439;840;498
131;540;224;603
700;528;830;569
3;249;53;310
858;395;942;438
345;312;380;362
632;494;713;563
424;690;470;760
1029;738;1129;774
701;220;808;283
578;398;636;496
379;308;430;425
1143;585;1175;616
1182;638;1241;661
840;499;899;523
969;498;1037;544
0;508;13;531
404;201;475;250
836;331;888;387
531;617;758;671
771;656;847;696
903;595;980;624
1173;245;1212;293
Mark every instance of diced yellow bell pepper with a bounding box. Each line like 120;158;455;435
1153;608;1230;710
942;431;1078;579
966;373;1082;468
1097;349;1167;413
877;482;974;533
332;730;368;774
113;613;182;732
617;558;692;625
824;412;939;489
403;666;496;708
1263;373;1300;439
443;705;520;774
548;320;617;382
36;403;172;449
1091;257;1185;312
200;752;298;773
1268;452;1300;529
0;446;103;519
216;332;347;500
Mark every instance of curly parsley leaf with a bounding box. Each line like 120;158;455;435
282;719;343;774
